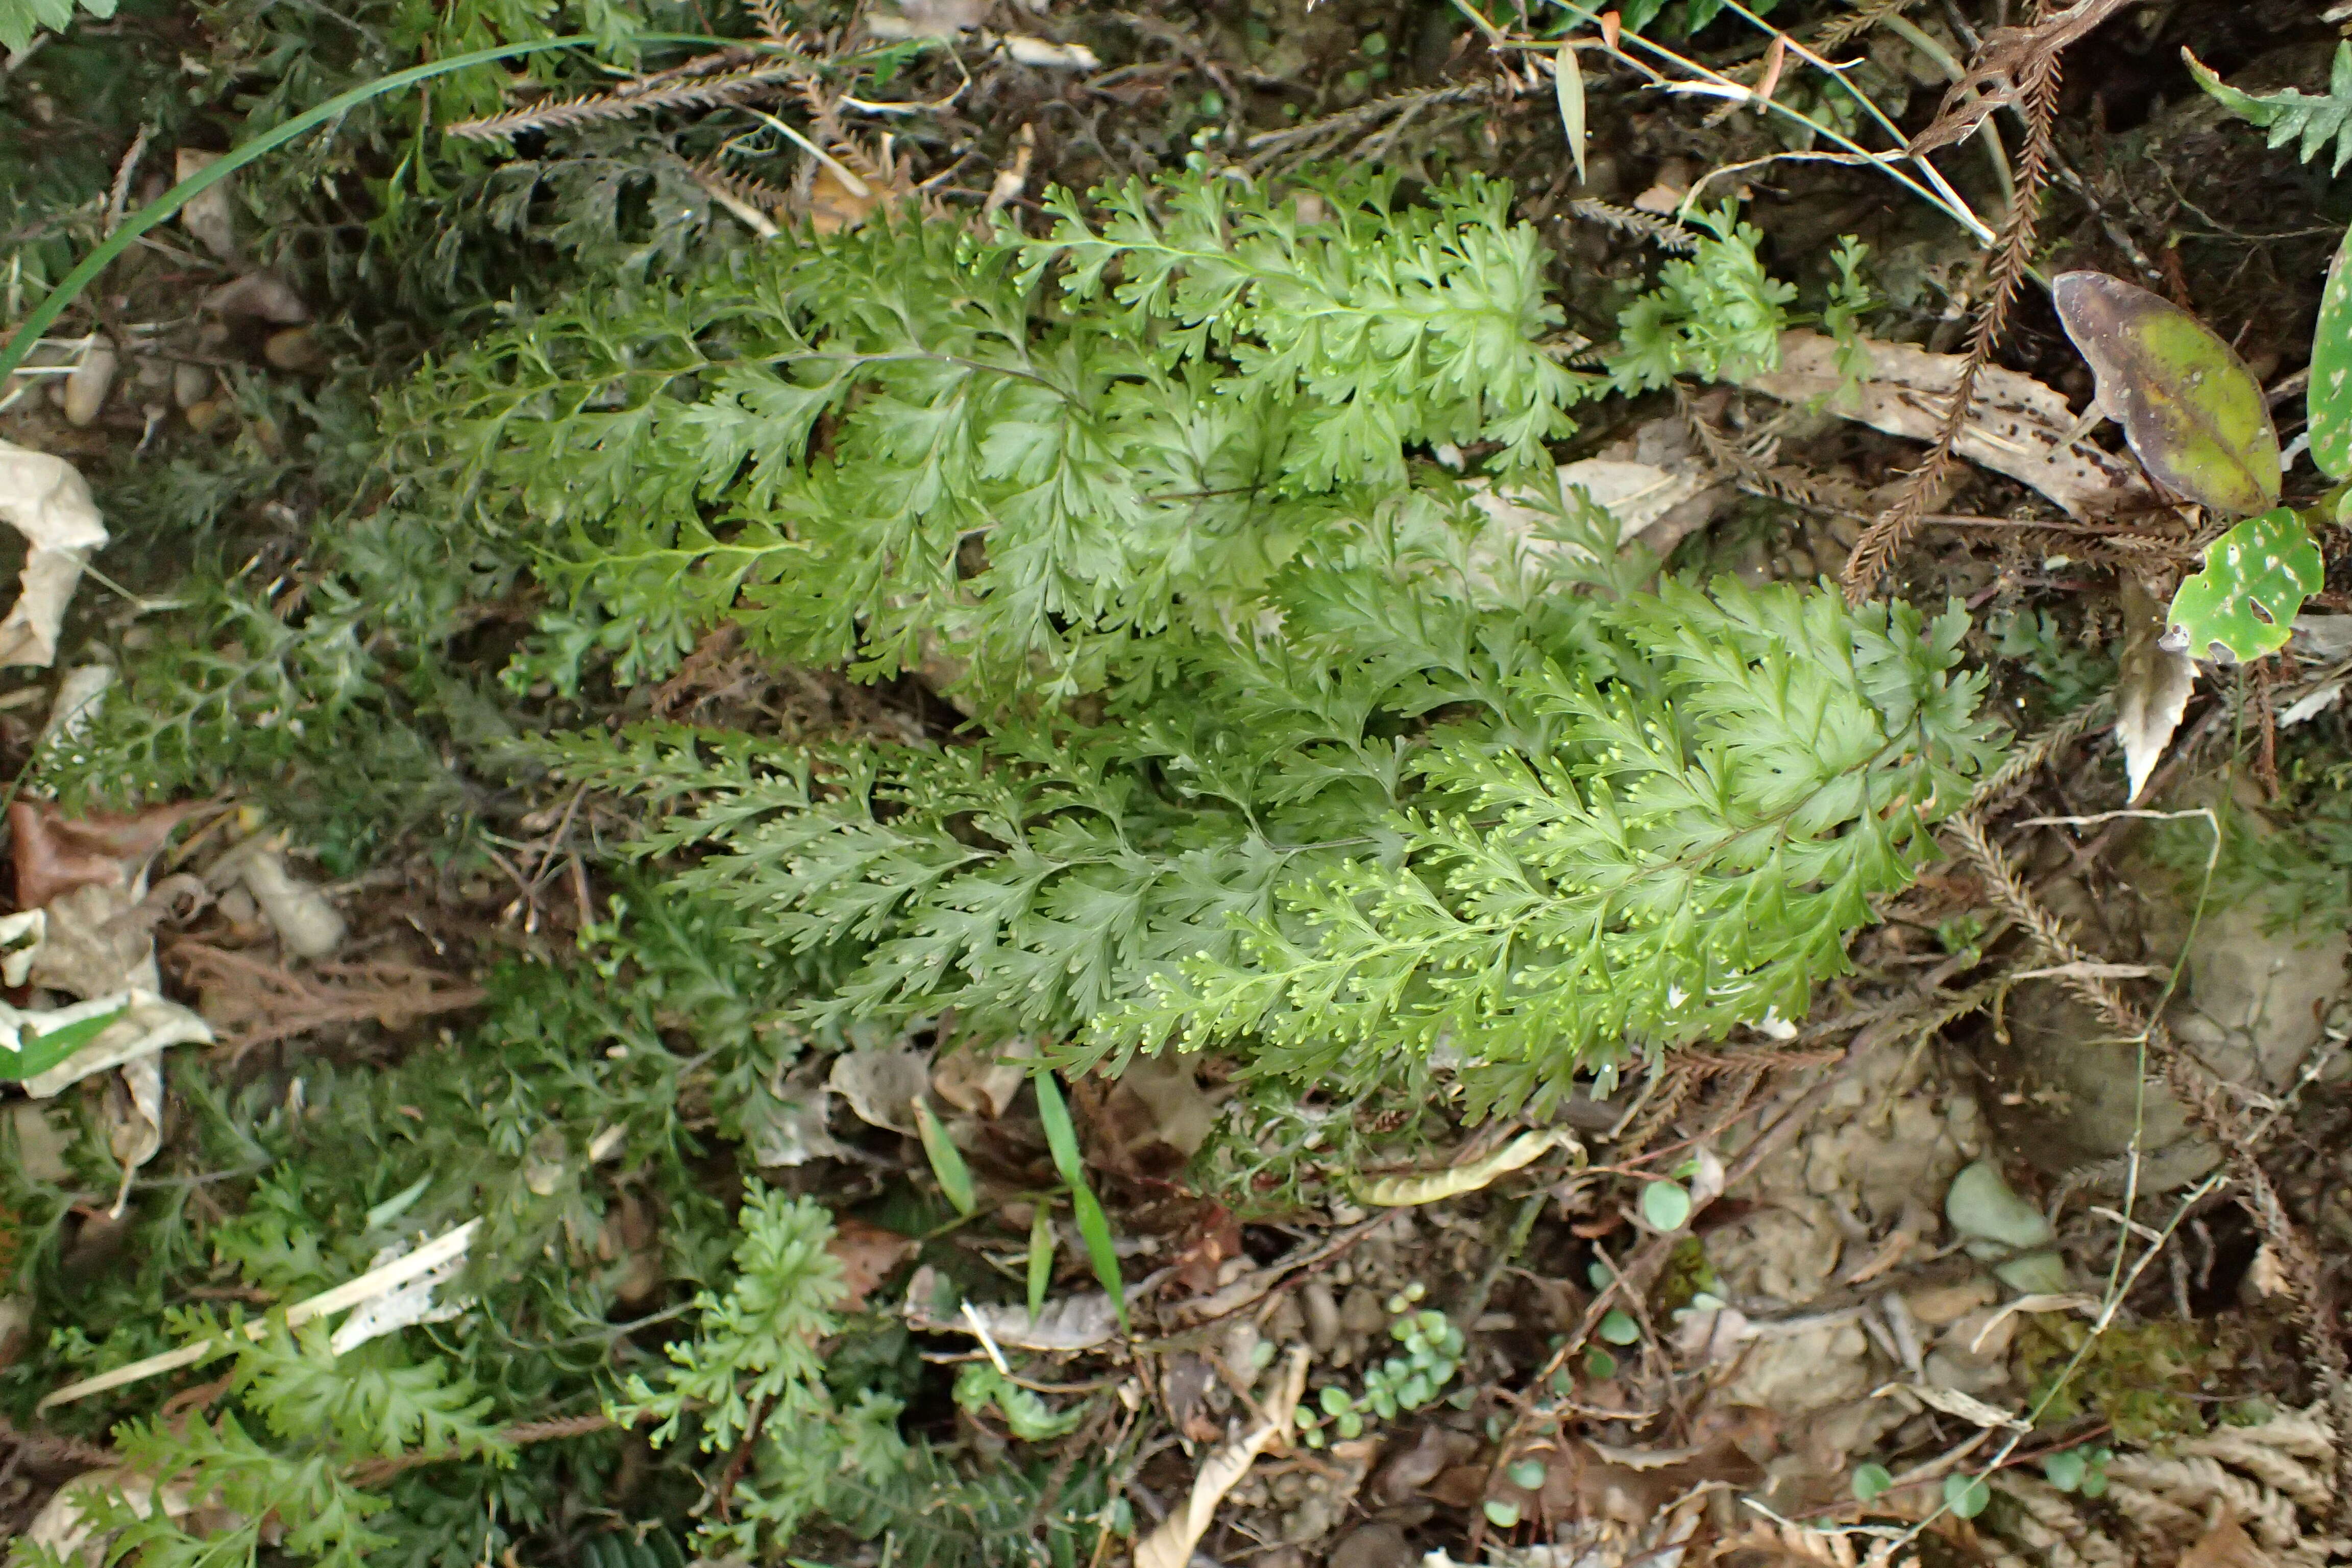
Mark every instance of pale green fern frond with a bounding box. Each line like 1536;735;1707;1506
2189;43;2352;176
0;0;117;53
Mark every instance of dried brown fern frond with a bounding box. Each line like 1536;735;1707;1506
1814;0;1925;49
746;0;793;43
447;63;802;142
1839;38;2061;600
1567;197;1698;253
687;157;792;213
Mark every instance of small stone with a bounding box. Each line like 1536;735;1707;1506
1328;1523;1413;1568
1781;546;1817;579
183;399;227;433
1339;1285;1387;1336
62;337;117;426
1903;1275;1998;1327
263;327;327;374
1303;1281;1342;1352
172;362;213;409
1263;1293;1305;1346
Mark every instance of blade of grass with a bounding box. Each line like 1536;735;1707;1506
1027;1203;1056;1319
913;1098;975;1216
0;31;724;382
1033;1072;1126;1333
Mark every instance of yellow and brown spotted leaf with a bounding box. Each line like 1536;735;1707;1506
2052;271;2279;518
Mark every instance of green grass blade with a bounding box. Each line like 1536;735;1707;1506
0;32;727;382
1026;1203;1056;1319
912;1098;975;1216
1033;1073;1125;1332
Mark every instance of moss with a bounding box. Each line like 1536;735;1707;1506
2019;1316;2217;1446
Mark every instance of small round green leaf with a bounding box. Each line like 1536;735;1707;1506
1319;1385;1352;1416
2312;224;2352;480
2042;1448;2086;1493
1641;1181;1693;1232
1508;1458;1548;1489
2079;1465;2109;1500
1852;1462;1895;1503
1584;1348;1617;1379
2052;271;2280;516
2166;506;2323;662
1598;1309;1641;1345
1483;1499;1523;1528
1943;1473;1991;1520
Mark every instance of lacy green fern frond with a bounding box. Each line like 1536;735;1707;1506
1108;580;2002;1115
545;519;2002;1113
387;168;1604;699
1610;202;1798;392
611;1182;845;1449
236;1321;511;1462
2190;43;2352;175
79;1410;394;1568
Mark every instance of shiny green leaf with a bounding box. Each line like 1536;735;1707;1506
1026;1203;1056;1319
1483;1499;1522;1529
2052;271;2280;516
1598;1308;1641;1345
1641;1181;1692;1232
1943;1473;1990;1520
911;1098;975;1216
2167;506;2323;661
1034;1073;1126;1332
1555;42;1587;187
2311;224;2352;479
1853;1462;1895;1503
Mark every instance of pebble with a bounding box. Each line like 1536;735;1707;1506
1302;1282;1341;1352
1340;1285;1387;1337
62;337;116;426
1902;1275;1998;1328
183;399;227;433
264;327;326;374
172;362;212;409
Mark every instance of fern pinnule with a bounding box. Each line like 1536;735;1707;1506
448;64;802;142
1566;198;1697;254
687;157;792;213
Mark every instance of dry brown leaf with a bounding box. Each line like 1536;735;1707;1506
2179;1511;2274;1568
1739;330;2151;519
828;1046;931;1134
8;799;194;912
1133;1345;1308;1568
2115;573;2197;802
0;442;110;668
1356;1128;1582;1207
903;1264;1119;1352
931;1037;1030;1119
827;1216;916;1311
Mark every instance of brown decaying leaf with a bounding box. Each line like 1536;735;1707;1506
2052;271;2280;517
165;941;486;1051
2113;573;2198;802
2179;1512;2274;1568
10;800;199;912
1739;331;2148;520
826;1216;915;1312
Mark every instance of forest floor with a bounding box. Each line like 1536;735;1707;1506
5;2;2352;1566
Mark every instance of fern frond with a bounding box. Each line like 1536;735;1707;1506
2189;43;2352;176
1566;197;1698;253
447;64;800;141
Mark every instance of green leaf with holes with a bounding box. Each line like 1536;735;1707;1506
2167;506;2323;661
2311;225;2352;479
2053;271;2280;517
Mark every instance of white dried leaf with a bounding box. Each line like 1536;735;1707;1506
2277;678;2346;728
16;988;215;1099
0;439;109;669
903;1265;1119;1352
998;34;1099;67
1878;1380;2028;1429
330;1238;469;1355
1133;1346;1308;1568
2115;573;2197;802
1741;330;2152;518
1355;1129;1582;1208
